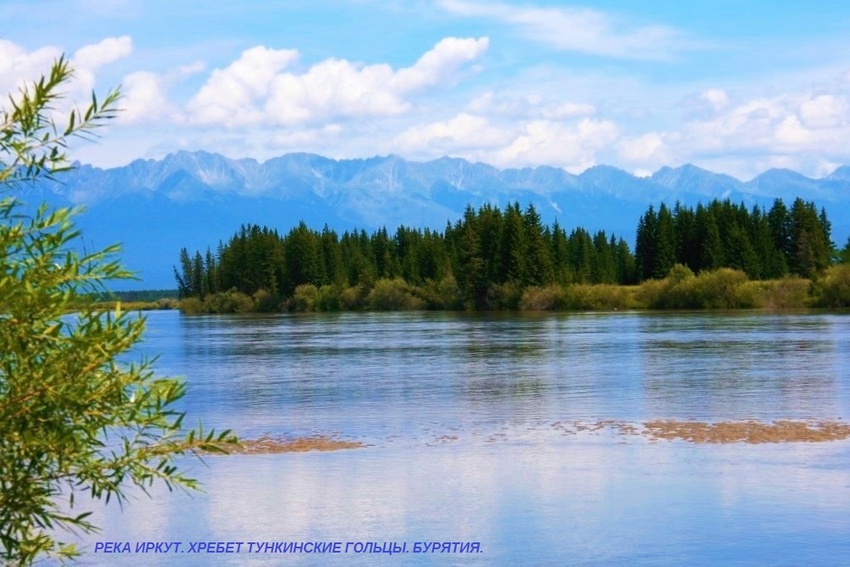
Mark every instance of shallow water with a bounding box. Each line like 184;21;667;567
72;310;850;565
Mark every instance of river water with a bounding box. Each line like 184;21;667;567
73;310;850;565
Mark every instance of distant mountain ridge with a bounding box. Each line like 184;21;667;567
30;151;850;289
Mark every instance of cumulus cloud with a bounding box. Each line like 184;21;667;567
618;132;669;164
493;118;618;172
119;71;171;124
391;36;489;91
684;93;846;156
0;36;132;120
394;112;618;172
799;94;847;129
439;0;694;60
466;91;595;120
70;36;133;95
72;36;132;71
394;113;512;154
187;37;489;127
614;82;850;179
188;46;299;126
0;40;62;95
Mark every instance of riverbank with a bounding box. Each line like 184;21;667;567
178;264;850;314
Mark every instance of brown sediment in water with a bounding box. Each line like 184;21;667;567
641;419;850;444
221;436;364;454
547;419;850;443
210;421;850;453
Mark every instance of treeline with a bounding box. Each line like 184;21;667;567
175;202;636;310
93;289;178;303
634;198;832;281
174;198;847;312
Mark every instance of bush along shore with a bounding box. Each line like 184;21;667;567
174;199;850;313
177;264;850;313
73;290;180;312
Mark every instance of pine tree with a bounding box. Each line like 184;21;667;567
635;206;658;281
501;202;526;283
695;205;723;272
654;203;677;279
550;220;572;283
523;203;554;286
456;206;488;308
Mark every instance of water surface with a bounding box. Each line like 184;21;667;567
74;310;850;565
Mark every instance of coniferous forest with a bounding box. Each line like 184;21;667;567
175;198;850;312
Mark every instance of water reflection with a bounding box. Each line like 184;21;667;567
636;313;845;420
77;434;850;566
70;310;850;565
128;310;850;439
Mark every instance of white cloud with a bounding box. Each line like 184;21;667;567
0;40;61;95
394;113;511;154
395;112;618;172
72;36;132;71
187;37;489;128
70;36;133;97
496;117;618;172
466;91;595;120
439;0;693;60
618;132;668;163
391;36;488;91
188;46;299;126
119;71;171;124
0;37;132;123
799;94;847;129
612;80;850;179
700;88;729;112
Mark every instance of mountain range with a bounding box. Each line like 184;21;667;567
23;151;850;289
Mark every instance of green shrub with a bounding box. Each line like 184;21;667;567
633;278;667;309
692;268;753;308
814;265;850;307
745;278;810;309
179;296;205;314
317;284;342;311
289;284;319;312
636;267;755;309
252;288;278;312
339;284;370;310
191;289;254;313
558;284;632;311
155;298;179;310
366;278;424;310
486;281;523;310
519;285;558;310
417;275;463;310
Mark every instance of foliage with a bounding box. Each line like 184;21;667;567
288;283;319;312
634;198;832;281
839;237;850;265
176;194;838;314
179;289;254;314
742;278;810;310
366;278;424;310
813;265;850;308
0;59;235;565
635;266;757;309
176;201;637;312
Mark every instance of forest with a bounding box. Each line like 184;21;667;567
174;197;850;312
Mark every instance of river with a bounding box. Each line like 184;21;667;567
73;310;850;565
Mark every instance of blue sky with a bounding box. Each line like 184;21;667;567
3;0;850;179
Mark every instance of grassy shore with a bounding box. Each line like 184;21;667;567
90;298;180;311
178;264;850;314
